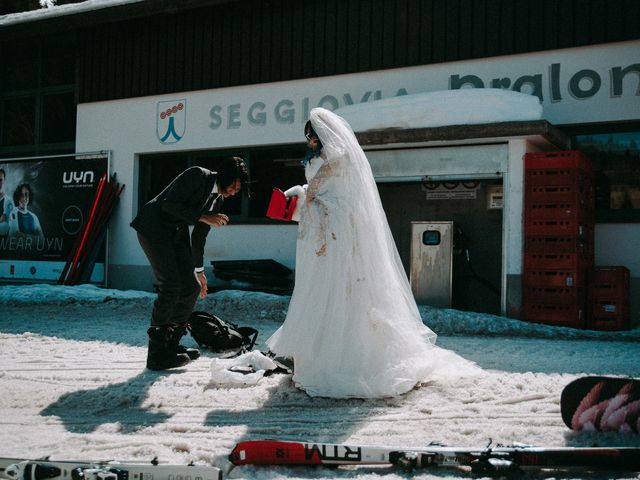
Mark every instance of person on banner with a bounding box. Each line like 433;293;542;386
266;108;478;398
8;183;44;238
131;157;248;371
0;168;14;237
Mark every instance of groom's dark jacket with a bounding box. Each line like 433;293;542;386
131;166;222;268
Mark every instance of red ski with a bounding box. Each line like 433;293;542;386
230;439;640;474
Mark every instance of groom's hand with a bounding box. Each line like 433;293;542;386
199;213;229;227
195;271;208;298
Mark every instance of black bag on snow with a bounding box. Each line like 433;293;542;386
187;311;258;354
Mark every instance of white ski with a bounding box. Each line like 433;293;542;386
0;458;221;480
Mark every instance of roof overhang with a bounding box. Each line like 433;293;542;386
356;120;570;151
0;0;238;40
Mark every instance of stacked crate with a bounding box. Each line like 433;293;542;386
590;266;631;330
522;151;594;328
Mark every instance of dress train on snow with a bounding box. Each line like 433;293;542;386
265;108;478;398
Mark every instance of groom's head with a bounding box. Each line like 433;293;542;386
216;157;248;198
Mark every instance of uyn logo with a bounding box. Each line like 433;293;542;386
157;99;186;144
63;171;95;185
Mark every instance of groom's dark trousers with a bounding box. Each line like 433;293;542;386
131;166;222;327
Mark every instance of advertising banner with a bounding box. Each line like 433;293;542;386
0;153;108;281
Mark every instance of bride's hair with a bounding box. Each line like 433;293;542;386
304;120;317;139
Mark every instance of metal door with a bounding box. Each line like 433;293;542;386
410;221;454;307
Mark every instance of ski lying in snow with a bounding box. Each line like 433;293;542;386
229;439;640;474
0;458;221;480
561;375;640;433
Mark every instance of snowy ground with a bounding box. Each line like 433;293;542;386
1;284;639;480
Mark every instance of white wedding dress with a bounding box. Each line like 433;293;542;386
266;108;477;398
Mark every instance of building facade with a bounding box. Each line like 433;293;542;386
1;0;639;321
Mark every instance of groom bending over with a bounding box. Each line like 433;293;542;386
131;157;248;370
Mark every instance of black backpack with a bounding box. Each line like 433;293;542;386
187;311;258;354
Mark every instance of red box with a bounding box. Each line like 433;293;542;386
525;150;593;172
265;188;298;221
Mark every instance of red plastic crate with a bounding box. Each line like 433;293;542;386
524;266;590;288
524;219;593;236
592;282;630;300
524;286;586;305
587;266;631;331
524;233;594;254
589;314;631;331
591;266;630;301
592;298;630;318
592;266;630;286
525;168;591;187
524;201;593;222
523;302;586;328
525;150;593;172
525;184;594;205
524;253;592;271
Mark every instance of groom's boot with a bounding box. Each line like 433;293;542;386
146;325;191;371
169;323;200;361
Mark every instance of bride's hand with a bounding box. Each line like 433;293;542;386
284;185;305;198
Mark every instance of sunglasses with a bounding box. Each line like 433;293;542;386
305;132;314;141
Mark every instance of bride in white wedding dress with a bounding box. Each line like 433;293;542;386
266;108;478;398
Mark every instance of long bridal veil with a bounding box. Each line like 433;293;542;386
267;108;476;398
307;107;438;347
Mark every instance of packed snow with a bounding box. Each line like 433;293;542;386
335;89;543;132
0;0;144;26
1;283;639;479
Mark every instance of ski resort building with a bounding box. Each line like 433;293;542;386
1;0;639;326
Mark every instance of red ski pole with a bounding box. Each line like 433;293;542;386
63;173;107;285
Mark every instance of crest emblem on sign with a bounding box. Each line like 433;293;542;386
157;99;186;144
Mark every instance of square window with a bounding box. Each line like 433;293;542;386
1;96;36;146
573;130;640;222
3;59;38;91
422;230;441;246
42;92;76;144
42;55;75;87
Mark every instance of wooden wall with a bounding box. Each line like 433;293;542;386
12;0;640;103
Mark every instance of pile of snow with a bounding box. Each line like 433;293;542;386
336;89;543;132
0;283;154;305
1;284;637;341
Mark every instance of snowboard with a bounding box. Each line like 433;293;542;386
0;457;222;480
560;375;640;433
